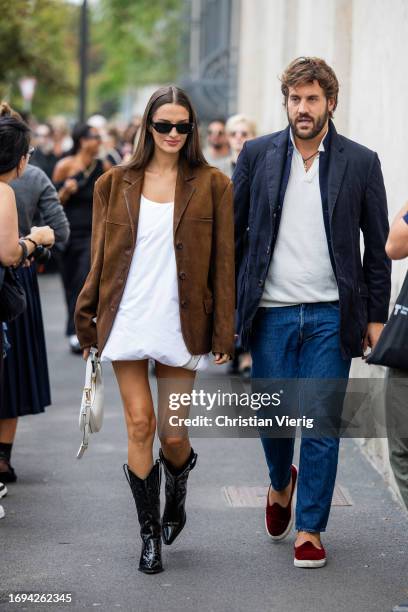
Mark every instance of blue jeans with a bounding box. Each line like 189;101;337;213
250;303;351;532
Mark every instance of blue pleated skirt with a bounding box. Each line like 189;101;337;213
0;265;51;418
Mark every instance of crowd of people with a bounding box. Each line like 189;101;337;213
0;57;407;584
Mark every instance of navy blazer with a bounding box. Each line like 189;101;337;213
233;120;391;359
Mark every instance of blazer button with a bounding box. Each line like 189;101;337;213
125;249;131;256
258;279;264;287
179;271;186;280
181;299;188;308
118;278;123;284
110;306;115;312
176;242;183;250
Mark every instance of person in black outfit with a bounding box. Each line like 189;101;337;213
0;103;56;485
53;124;106;353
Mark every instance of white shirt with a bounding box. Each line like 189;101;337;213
260;130;339;307
101;195;210;370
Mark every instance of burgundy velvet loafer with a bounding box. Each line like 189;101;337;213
294;541;326;568
265;464;298;541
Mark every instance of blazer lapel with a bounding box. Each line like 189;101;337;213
123;168;143;245
328;122;348;220
122;162;196;241
265;127;290;214
174;162;196;234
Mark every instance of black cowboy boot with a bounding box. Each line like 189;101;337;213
159;448;197;545
123;460;163;574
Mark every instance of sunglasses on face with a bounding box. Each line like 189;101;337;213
151;121;194;135
86;133;101;141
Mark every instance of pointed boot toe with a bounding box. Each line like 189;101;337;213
162;517;186;546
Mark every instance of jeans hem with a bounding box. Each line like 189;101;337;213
295;526;327;533
269;470;292;492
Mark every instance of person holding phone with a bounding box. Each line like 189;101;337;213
53;124;106;354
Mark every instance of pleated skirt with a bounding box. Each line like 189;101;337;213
0;265;51;419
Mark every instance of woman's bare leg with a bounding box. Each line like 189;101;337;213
112;360;155;479
0;418;18;444
156;362;195;468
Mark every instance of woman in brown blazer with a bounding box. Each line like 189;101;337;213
75;86;235;574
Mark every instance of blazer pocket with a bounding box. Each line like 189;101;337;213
187;216;213;222
204;297;214;314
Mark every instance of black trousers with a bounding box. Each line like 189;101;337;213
60;233;91;336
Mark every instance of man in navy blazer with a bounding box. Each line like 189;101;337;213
233;57;391;568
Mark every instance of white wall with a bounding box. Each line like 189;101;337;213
238;0;353;135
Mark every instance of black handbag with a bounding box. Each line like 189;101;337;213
367;272;408;369
0;265;27;322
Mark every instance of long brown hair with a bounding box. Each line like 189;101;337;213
125;86;207;170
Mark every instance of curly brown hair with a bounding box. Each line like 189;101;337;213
280;57;339;117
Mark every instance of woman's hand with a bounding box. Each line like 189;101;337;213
213;353;230;365
82;347;91;361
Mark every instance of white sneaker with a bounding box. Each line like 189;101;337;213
0;504;5;519
0;482;7;498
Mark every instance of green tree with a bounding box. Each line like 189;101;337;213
89;0;185;113
0;0;79;119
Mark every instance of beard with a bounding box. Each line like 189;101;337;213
288;104;330;140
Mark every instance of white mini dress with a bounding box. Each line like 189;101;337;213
101;195;210;370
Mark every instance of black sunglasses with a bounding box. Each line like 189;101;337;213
151;121;194;135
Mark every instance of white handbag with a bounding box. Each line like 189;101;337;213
77;348;104;459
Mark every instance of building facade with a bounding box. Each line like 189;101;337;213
180;0;241;121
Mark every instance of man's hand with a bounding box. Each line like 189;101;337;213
362;322;384;358
83;347;91;360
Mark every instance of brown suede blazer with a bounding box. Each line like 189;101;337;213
74;161;235;357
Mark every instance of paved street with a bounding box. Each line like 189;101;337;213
1;273;408;612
